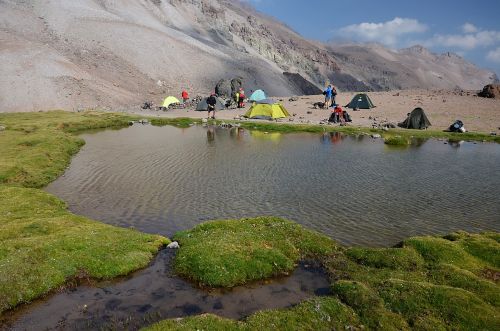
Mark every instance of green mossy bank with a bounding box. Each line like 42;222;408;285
0;111;168;313
150;117;500;144
146;217;499;331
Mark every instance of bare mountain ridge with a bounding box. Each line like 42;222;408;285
0;0;496;112
328;44;498;91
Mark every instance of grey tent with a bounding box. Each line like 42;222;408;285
256;98;276;104
196;97;226;111
398;107;431;129
346;93;376;109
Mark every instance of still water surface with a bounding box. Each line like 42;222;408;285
47;124;500;247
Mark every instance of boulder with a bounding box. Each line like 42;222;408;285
478;84;500;99
215;79;232;98
230;77;243;95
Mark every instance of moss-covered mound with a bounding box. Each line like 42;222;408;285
146;297;360;331
0;111;169;313
150;218;499;331
384;135;410;146
173;217;337;287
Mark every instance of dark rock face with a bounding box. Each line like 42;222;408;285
230;78;243;95
283;72;322;95
478;84;500;99
328;71;371;92
215;79;232;98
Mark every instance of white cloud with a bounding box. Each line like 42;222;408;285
425;30;500;50
462;23;478;34
487;47;500;63
337;17;428;47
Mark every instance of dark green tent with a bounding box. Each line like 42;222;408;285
196;97;226;111
398;107;431;130
346;93;376;109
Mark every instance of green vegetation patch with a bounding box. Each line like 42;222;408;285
330;231;500;330
173;217;337;287
0;111;138;188
0;111;170;314
378;279;498;330
0;186;168;313
153;223;499;330
346;246;425;271
150;117;200;128
384;135;410;146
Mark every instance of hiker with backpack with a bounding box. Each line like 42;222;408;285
323;85;332;109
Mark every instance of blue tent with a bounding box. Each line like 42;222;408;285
249;89;266;102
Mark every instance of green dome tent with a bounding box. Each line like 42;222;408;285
196;97;226;111
244;103;290;120
249;89;267;102
162;96;180;108
398;107;431;129
346;93;375;109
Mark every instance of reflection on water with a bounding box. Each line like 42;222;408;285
46;124;500;247
321;132;345;145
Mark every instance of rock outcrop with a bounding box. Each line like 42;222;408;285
478;84;500;99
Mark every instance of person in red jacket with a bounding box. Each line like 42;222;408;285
238;88;245;108
181;90;189;103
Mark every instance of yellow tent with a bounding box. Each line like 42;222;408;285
162;96;180;108
244;103;290;119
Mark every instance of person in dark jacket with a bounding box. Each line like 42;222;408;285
207;93;217;119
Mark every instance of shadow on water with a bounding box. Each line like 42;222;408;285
2;250;331;331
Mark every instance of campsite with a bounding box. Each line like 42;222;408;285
140;89;500;134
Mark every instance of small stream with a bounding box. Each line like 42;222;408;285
3;251;330;330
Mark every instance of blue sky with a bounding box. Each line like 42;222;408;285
244;0;500;77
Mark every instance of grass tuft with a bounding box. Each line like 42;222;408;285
173;217;337;287
384;135;410;146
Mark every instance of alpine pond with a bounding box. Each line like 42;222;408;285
46;124;500;247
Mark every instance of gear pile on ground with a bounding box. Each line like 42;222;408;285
167;96;204;110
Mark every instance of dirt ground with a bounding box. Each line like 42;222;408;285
128;90;500;134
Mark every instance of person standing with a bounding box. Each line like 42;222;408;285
331;85;337;107
181;90;189;103
324;85;332;109
207;93;217;119
238;88;246;108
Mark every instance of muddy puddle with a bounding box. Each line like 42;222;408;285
2;250;330;330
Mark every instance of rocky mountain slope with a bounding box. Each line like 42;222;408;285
0;0;497;112
329;44;498;91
